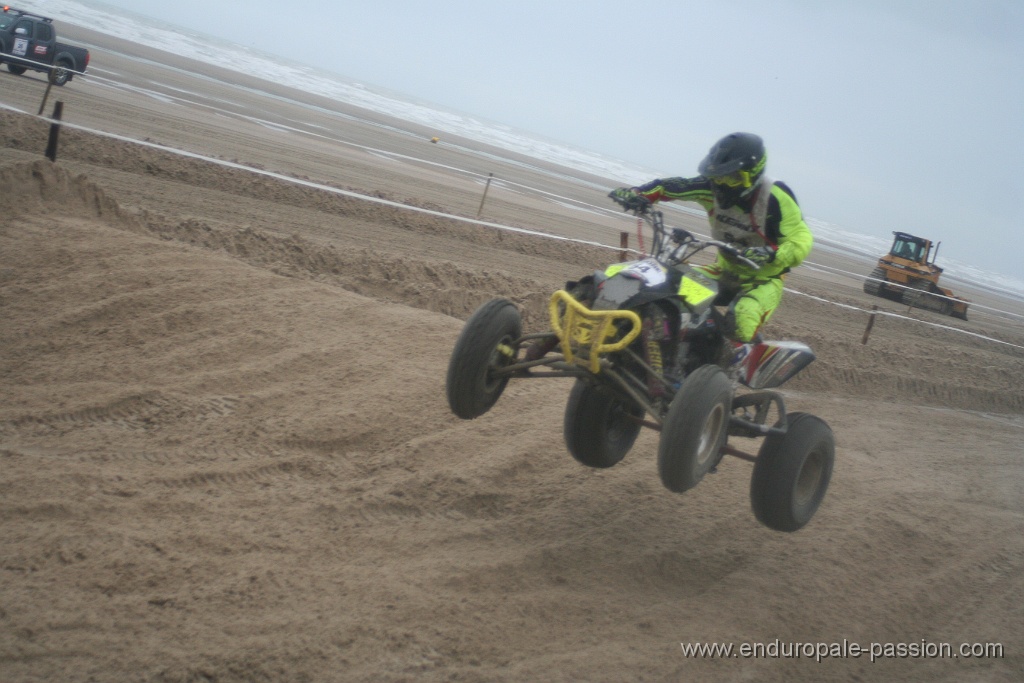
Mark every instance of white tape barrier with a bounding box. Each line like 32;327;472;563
25;75;1020;321
0;101;621;253
785;288;1024;351
801;260;1024;322
0;52;86;77
9;64;1022;317
2;101;1022;352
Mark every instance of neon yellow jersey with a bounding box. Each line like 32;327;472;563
633;176;812;279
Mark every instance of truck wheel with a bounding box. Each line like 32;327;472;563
6;63;27;75
563;381;643;468
48;62;71;86
657;365;733;493
750;412;834;532
446;298;521;420
863;267;884;296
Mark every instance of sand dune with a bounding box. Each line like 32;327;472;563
2;42;1023;683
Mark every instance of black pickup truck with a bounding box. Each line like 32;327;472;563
0;6;89;85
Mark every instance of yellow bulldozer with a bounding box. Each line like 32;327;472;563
863;232;969;320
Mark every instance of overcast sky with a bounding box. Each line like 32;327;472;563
78;1;1024;279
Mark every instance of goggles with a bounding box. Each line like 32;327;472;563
710;170;752;188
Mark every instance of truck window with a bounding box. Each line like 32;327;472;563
36;23;53;41
0;16;13;30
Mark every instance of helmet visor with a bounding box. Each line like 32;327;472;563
710;170;752;188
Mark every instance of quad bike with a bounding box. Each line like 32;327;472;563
445;196;834;532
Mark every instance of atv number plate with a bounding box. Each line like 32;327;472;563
678;275;716;306
618;259;667;287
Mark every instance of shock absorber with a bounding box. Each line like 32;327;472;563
642;306;669;398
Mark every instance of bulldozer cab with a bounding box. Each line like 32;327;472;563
889;232;931;264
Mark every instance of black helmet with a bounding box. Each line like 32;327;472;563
698;133;767;208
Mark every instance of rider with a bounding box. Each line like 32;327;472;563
611;133;812;356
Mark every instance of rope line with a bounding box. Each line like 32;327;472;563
2;101;1022;352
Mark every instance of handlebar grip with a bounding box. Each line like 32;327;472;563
712;241;762;269
608;190;651;213
670;228;692;244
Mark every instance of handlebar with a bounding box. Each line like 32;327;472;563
611;195;762;270
702;239;762;269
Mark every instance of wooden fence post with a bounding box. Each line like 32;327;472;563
37;80;55;116
861;305;878;345
476;173;494;218
44;101;64;162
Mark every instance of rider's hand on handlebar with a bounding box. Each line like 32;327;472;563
742;245;777;268
608;188;651;213
671;228;692;244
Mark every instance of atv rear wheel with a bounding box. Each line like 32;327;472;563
657;365;733;493
564;381;644;468
750;412;834;532
446;298;522;419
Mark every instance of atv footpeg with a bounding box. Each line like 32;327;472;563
549;290;642;373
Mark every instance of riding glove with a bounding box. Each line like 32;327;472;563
742;246;777;268
609;188;650;212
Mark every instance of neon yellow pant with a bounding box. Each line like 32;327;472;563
693;265;785;342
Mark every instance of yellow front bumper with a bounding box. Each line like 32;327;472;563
548;290;642;374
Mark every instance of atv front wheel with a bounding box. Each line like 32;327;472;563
446;298;522;419
564;380;644;468
657;365;733;493
750;412;834;532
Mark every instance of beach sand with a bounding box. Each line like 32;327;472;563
2;29;1023;682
